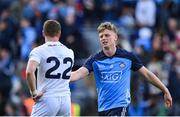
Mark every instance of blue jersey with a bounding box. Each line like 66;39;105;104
83;48;143;112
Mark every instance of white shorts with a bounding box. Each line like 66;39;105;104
31;95;71;116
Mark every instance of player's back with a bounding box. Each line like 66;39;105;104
29;42;74;97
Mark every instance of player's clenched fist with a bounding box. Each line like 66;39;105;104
31;90;43;102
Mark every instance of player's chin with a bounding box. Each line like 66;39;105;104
101;44;108;48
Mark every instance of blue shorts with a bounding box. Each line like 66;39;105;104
99;107;128;116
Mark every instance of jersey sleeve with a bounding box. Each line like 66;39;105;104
83;55;95;72
130;53;143;71
29;48;41;64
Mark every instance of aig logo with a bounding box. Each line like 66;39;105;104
101;71;122;83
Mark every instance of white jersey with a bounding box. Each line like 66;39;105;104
29;41;74;97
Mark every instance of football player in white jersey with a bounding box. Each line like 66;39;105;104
26;20;74;116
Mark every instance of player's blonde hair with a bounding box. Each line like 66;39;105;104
97;22;120;47
97;22;119;35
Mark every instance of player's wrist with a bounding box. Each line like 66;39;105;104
30;90;38;98
163;87;168;93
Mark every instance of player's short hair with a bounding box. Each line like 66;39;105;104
43;20;61;37
97;22;119;36
97;22;121;47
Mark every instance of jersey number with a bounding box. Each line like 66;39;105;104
45;57;73;79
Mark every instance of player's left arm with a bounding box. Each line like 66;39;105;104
26;60;43;101
138;66;172;108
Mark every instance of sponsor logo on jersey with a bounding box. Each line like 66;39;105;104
101;71;122;83
48;44;57;47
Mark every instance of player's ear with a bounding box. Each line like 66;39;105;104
57;31;61;38
114;33;118;41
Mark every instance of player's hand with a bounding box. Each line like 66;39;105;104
164;90;172;108
32;91;43;102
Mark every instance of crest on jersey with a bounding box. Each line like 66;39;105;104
119;62;126;68
110;64;114;69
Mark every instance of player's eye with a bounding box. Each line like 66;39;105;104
105;34;109;37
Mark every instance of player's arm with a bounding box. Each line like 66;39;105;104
138;66;172;108
70;67;89;82
26;60;42;101
26;60;37;95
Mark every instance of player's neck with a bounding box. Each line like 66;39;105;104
45;37;59;42
103;46;117;57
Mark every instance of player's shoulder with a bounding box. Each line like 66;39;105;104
87;50;104;61
117;48;130;54
116;48;134;56
61;43;74;54
116;48;140;61
29;45;45;59
30;44;45;53
30;45;40;53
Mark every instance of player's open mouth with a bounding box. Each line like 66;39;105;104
102;41;108;45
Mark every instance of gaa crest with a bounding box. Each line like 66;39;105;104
119;62;126;68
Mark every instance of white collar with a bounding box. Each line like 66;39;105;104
45;41;62;46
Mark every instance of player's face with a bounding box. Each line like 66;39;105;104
99;29;117;49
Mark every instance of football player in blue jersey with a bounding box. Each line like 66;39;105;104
70;22;172;116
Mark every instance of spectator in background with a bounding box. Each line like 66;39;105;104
19;18;37;61
152;32;167;56
22;0;38;22
0;31;27;116
168;49;180;115
48;0;75;24
61;8;89;70
0;9;18;57
37;0;53;17
0;46;13;115
100;0;119;21
146;52;169;115
176;30;180;46
167;17;178;41
82;0;95;24
0;0;14;12
128;93;150;116
117;5;135;37
135;0;156;28
135;27;152;52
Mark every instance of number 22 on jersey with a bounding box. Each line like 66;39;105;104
45;56;73;79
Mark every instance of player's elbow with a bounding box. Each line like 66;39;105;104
25;69;34;79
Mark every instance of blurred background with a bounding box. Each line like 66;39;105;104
0;0;179;116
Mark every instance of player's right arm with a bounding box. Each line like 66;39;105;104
70;67;89;82
26;60;43;101
26;60;38;94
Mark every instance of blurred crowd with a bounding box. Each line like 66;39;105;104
0;0;179;116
